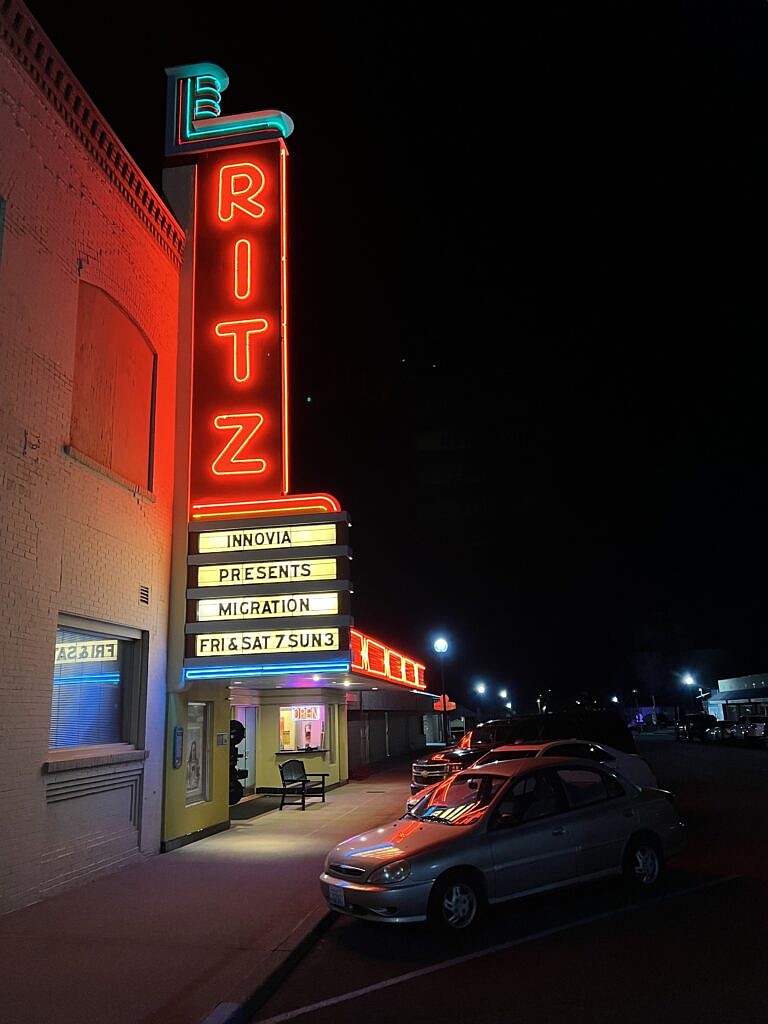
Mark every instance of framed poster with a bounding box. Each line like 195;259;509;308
185;702;210;805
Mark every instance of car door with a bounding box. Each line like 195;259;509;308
552;766;638;880
487;768;580;900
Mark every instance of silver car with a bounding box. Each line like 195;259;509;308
319;757;686;932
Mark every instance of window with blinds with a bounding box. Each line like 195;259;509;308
50;625;135;748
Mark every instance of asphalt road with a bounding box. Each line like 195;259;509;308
248;731;768;1024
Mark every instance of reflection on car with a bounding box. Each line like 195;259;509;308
319;757;686;932
405;738;658;814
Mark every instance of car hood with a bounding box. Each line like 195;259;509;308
326;817;474;871
413;746;488;765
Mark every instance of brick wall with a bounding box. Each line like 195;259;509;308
0;3;183;912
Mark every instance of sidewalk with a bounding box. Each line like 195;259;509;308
0;756;415;1024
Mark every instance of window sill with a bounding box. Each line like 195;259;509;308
276;749;329;755
63;444;155;501
43;745;148;773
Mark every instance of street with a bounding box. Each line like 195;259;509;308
249;733;768;1024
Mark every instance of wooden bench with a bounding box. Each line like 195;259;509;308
278;759;329;810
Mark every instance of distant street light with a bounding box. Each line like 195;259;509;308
475;681;486;720
682;673;696;687
433;636;450;744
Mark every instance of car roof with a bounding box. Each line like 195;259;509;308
462;755;616;779
485;738;609;754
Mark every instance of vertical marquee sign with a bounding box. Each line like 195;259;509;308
166;63;339;521
166;67;349;683
190;142;288;516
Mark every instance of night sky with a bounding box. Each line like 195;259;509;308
23;1;768;712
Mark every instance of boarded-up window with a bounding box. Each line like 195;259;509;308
70;282;156;489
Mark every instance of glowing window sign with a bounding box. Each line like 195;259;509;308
195;628;339;656
54;640;119;663
196;593;339;621
292;706;321;721
198;522;337;553
196;558;338;587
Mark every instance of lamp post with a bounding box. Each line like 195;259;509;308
682;672;697;711
433;636;449;745
475;681;486;720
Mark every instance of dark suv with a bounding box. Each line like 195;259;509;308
674;713;717;742
410;711;637;795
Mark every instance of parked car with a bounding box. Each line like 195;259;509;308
704;719;742;743
405;738;658;813
737;715;768;746
410;711;637;795
320;757;686;932
473;739;659;788
675;713;717;742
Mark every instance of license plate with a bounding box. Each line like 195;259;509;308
329;884;345;908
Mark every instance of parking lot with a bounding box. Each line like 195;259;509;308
251;731;768;1024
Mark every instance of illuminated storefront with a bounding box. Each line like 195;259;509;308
160;64;435;851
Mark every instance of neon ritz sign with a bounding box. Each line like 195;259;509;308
166;64;340;521
188;140;288;517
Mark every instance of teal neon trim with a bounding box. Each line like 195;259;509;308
165;62;294;155
182;80;294;140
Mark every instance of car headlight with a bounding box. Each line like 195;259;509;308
368;860;411;885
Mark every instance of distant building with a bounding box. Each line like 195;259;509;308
706;673;768;720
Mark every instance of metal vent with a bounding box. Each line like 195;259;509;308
139;585;150;605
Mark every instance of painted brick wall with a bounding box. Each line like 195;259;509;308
0;6;183;912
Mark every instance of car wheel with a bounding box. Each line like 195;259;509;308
623;835;663;890
428;873;485;932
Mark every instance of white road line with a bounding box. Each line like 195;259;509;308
251;875;741;1024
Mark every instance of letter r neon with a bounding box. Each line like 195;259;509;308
218;163;266;221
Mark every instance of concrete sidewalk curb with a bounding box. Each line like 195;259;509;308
206;909;337;1024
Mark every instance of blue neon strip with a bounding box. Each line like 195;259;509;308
53;673;121;685
184;658;351;681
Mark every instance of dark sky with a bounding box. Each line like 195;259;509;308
23;1;768;711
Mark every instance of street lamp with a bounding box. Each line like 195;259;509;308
433;636;450;744
474;681;486;720
682;673;698;712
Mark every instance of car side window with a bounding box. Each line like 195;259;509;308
556;768;623;808
493;770;566;827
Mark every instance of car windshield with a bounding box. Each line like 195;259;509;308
478;750;533;764
408;774;505;825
